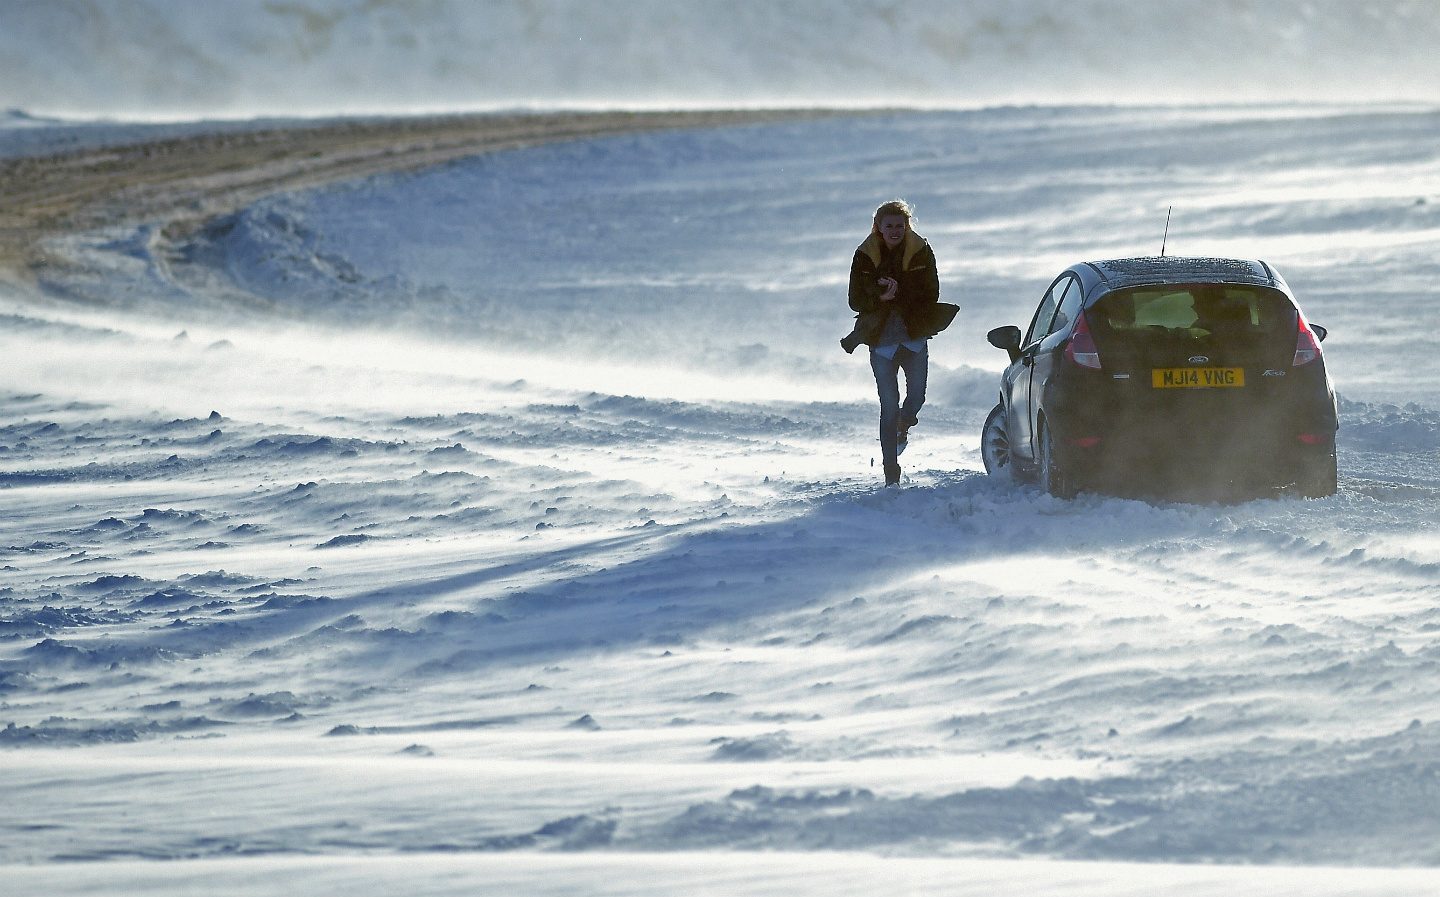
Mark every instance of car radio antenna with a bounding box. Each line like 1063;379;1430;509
1160;206;1172;257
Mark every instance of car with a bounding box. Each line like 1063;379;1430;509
981;256;1337;499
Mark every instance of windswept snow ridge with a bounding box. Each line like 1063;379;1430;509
7;107;1440;893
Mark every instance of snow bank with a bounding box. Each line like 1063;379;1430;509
51;106;1432;409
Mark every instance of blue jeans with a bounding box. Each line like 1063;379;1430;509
870;342;927;468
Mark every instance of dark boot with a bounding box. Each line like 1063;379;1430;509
897;415;917;455
884;461;901;486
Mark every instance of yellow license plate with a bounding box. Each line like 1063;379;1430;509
1151;367;1245;388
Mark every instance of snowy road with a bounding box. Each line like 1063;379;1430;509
5;106;1440;893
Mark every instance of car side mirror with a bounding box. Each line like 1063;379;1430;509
987;325;1022;362
1311;324;1328;342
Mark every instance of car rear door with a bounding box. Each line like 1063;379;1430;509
1007;275;1071;460
1025;276;1080;454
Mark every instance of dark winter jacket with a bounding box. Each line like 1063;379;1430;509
847;231;956;347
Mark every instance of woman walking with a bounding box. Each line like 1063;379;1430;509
844;200;956;486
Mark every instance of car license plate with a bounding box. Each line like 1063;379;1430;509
1151;367;1245;388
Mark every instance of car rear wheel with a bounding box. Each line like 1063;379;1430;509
980;403;1016;480
1039;420;1079;499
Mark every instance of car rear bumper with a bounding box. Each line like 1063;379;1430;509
1063;426;1334;493
1043;369;1337;496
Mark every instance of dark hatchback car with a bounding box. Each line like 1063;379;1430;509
982;257;1337;499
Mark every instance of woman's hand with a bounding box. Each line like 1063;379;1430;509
878;276;898;302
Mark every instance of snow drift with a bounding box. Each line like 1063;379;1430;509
7;105;1440;893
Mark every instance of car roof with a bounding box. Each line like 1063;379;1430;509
1080;256;1277;290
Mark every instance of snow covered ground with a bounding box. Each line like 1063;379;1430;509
6;106;1440;893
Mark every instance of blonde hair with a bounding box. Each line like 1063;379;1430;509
872;199;914;235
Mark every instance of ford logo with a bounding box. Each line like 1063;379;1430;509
1188;355;1209;364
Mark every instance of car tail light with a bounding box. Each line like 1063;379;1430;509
1293;313;1323;367
1297;434;1324;445
1066;312;1102;370
1067;436;1101;448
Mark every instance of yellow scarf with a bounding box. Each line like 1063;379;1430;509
860;230;926;270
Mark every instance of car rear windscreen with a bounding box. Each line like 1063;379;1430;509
1088;283;1297;364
